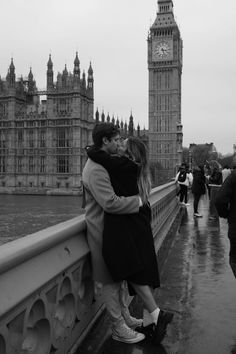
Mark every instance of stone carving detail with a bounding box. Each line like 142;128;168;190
22;299;51;354
0;256;96;354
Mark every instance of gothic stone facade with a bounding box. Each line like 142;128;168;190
148;0;183;185
0;54;94;195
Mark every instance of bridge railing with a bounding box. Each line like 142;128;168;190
0;181;180;354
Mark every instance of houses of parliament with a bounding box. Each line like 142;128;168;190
0;0;183;195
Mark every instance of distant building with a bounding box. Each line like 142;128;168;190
189;143;218;169
94;109;148;145
148;0;183;185
0;54;94;195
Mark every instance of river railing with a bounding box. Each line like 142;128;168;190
0;181;180;354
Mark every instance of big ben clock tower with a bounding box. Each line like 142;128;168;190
148;0;183;185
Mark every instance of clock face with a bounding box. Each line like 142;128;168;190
152;40;173;61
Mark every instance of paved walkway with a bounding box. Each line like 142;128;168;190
78;196;236;354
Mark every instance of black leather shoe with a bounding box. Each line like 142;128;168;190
136;323;156;339
136;310;174;344
153;310;174;344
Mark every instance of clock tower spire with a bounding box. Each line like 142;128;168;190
148;0;183;185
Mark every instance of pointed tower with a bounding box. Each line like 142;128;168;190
148;0;183;183
116;118;120;128
128;112;134;136
95;108;99;122
8;58;16;87
124;121;128;137
74;52;80;76
47;54;54;90
81;71;86;90
28;67;34;93
62;65;68;89
137;123;140;137
87;62;94;90
73;52;80;89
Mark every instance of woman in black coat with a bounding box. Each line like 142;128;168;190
86;136;173;343
192;165;206;217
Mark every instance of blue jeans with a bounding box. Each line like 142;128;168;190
102;281;133;328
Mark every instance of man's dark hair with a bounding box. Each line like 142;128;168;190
92;123;120;148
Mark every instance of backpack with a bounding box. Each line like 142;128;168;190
178;170;187;183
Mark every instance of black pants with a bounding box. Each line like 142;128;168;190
229;225;236;278
193;193;201;213
179;184;188;203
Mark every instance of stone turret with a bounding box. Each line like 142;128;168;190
8;58;15;88
47;54;54;90
128;112;134;136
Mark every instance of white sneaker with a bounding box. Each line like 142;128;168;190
185;203;190;206
124;315;143;329
194;213;202;217
112;323;145;344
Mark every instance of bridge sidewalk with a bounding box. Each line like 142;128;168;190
76;195;236;354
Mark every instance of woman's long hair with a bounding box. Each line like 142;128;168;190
126;137;152;203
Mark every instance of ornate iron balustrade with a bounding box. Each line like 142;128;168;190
0;181;179;353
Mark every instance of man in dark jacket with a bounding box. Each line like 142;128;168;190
214;170;236;277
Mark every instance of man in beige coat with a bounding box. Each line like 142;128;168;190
82;123;145;344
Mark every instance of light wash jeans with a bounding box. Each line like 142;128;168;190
102;281;133;328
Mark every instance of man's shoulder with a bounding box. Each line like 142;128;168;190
82;158;108;180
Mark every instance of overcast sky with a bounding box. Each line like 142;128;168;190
1;0;235;155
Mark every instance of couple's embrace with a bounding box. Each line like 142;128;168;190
82;123;173;345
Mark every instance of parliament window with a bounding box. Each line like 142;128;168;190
17;157;23;173
40;130;46;147
29;157;34;173
57;156;69;173
57;128;69;147
40;156;45;173
29;130;34;148
0;157;6;172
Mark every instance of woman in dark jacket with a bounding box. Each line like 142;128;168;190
192;165;206;217
215;169;236;277
86;137;173;343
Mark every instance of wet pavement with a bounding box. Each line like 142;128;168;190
78;195;236;354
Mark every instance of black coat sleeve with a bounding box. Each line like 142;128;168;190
214;175;233;218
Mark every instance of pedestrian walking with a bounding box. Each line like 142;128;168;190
208;166;222;220
215;169;236;277
175;164;193;205
191;165;206;217
209;166;222;186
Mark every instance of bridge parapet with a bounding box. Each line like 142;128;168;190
0;181;180;354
